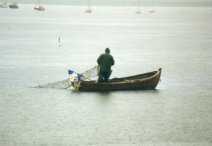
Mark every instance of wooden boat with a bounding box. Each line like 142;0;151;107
72;68;161;91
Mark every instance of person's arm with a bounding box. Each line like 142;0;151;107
97;54;103;65
111;56;115;66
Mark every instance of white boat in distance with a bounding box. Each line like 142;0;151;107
34;5;45;11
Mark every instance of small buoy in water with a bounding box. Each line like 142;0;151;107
58;37;62;46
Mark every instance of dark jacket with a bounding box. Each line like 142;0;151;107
97;53;115;72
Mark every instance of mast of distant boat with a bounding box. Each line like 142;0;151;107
37;0;40;7
85;0;92;13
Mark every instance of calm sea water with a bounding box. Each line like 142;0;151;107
0;5;212;146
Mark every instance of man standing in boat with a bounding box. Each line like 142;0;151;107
97;48;115;83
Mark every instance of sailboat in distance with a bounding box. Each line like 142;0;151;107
149;0;155;13
0;2;8;8
136;0;141;14
34;0;45;11
85;0;92;13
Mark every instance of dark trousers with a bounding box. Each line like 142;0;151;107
98;70;110;83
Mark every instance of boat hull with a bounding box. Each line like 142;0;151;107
73;68;161;92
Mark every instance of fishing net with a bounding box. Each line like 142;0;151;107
33;66;99;89
81;65;99;80
35;78;72;89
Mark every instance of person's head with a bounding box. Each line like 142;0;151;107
105;48;110;53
